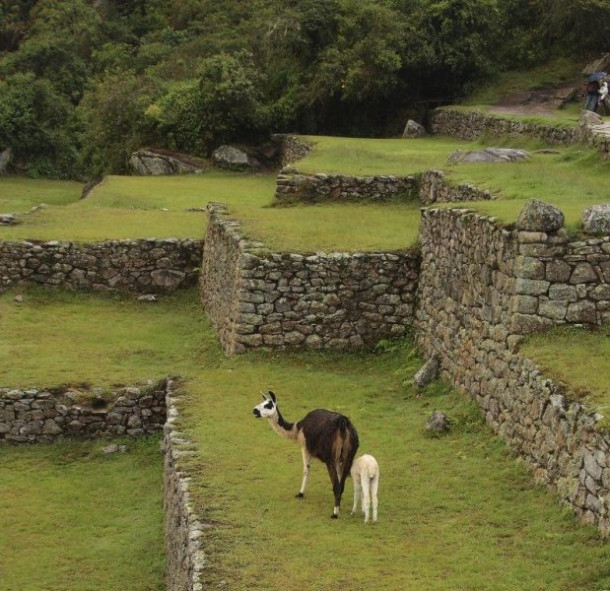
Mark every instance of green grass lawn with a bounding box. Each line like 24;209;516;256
3;288;610;590
0;438;164;591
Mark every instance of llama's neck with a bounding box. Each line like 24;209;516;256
269;408;297;441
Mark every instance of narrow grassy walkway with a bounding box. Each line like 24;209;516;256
2;288;610;590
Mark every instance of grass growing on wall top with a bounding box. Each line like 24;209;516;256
521;326;610;408
0;437;164;591
440;148;610;231
3;289;610;590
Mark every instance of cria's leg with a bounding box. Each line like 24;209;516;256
362;476;371;524
351;474;362;515
370;475;379;523
297;446;312;498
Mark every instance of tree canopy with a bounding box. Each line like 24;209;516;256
0;0;605;178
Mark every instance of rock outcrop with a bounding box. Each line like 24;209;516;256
129;149;205;175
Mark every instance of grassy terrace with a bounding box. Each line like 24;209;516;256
0;438;164;591
3;287;610;590
522;326;610;410
1;122;610;587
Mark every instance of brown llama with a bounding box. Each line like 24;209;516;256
252;390;359;519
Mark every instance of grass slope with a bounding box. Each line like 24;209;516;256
2;288;610;590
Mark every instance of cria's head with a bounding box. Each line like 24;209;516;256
252;390;278;418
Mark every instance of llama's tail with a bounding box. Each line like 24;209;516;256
337;416;359;484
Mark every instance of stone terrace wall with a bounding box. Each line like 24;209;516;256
0;380;167;443
274;169;494;207
163;379;206;591
274;172;418;204
511;232;610;330
415;207;610;534
418;170;494;204
0;238;202;293
200;203;419;354
430;108;578;145
272;134;313;167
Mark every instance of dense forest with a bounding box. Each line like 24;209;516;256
0;0;609;179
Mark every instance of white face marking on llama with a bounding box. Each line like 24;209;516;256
252;391;277;419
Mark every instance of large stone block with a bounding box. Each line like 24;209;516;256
516;200;564;232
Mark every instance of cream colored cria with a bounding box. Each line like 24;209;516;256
252;390;359;519
350;454;379;524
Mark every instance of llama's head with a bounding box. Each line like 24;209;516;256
252;390;278;418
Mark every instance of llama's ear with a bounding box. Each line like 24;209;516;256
268;391;277;403
260;391;268;401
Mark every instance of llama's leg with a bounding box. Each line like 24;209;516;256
370;475;379;523
361;476;371;523
351;474;362;515
297;447;312;498
326;462;342;518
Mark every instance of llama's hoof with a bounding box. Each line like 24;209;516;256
295;492;304;499
331;514;338;519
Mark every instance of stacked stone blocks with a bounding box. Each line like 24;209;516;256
200;203;419;355
0;380;167;443
0;238;202;293
415;206;610;535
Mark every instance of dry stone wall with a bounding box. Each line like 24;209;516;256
274;169;494;207
200;203;419;354
415;207;610;535
0;380;167;443
274;172;418;204
272;134;312;167
163;380;206;591
418;170;494;204
0;238;202;293
430;108;578;144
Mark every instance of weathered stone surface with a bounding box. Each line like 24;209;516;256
448;148;530;164
274;171;418;204
579;109;604;127
0;238;201;293
413;357;439;388
426;411;451;433
0;213;19;226
582;204;610;235
0;381;167;443
402;119;427;138
212;145;260;171
130;149;205;175
430;108;578;145
516;200;564;232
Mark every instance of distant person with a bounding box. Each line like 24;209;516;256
599;80;609;115
584;78;601;111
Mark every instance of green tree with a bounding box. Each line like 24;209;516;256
0;72;79;177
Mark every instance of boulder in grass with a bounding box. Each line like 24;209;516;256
413;356;439;388
582;204;610;235
402;119;427;138
516;199;564;232
426;411;451;433
212;145;261;171
448;148;530;164
129;149;205;175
